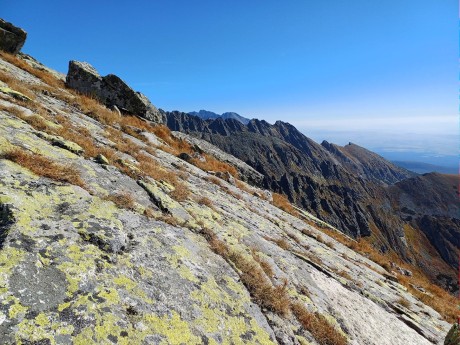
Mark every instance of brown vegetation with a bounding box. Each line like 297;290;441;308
291;302;348;345
272;192;299;217
103;192;137;211
251;248;274;278
170;182;190;202
197;196;213;208
0;51;63;88
309;230;457;323
264;235;290;250
205;175;224;187
1;147;84;188
74;93;120;125
0;70;36;100
396;297;411;309
202;228;290;316
201;227;348;344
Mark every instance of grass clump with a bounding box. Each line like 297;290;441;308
0;51;63;88
74;94;120;125
396;297;411;309
202;228;290;316
272;192;299;217
1;147;84;188
264;235;290;250
197;196;213;208
170;182;190;202
291;302;348;345
103;192;137;211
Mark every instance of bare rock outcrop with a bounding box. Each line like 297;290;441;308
0;18;27;54
66;60;164;123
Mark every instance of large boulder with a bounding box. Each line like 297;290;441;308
66;60;164;123
0;19;27;54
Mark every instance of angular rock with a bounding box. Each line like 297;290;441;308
35;132;84;155
0;19;27;54
95;153;109;165
66;60;164;123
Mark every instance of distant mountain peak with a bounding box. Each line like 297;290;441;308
189;110;251;125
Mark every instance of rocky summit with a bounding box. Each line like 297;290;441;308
0;19;457;345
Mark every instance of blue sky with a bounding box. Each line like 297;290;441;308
3;1;457;161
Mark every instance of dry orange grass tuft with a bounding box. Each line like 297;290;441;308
197;196;213;208
291;302;348;345
0;51;63;89
103;192;136;211
264;236;290;250
272;192;299;217
235;180;253;194
1;147;84;188
0;70;36;101
251;248;274;278
192;154;239;178
170;182;190;202
205;175;223;187
75;94;120;124
143;207;156;219
120;115;155;136
152;125;175;145
202;228;290;317
396;297;411;309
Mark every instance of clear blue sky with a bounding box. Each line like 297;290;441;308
3;1;457;160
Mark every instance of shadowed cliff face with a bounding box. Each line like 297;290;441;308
164;110;459;290
164;110;408;239
388;173;460;291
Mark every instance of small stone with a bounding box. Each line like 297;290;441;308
96;154;109;165
178;152;192;162
51;137;84;155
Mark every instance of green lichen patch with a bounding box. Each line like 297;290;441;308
0;86;31;102
35;132;84;155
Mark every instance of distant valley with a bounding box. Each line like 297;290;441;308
391;160;457;175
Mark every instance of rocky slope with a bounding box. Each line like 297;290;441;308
0;40;455;344
387;173;460;292
321;141;416;185
161;109;459;293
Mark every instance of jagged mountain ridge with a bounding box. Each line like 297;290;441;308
189;109;251;124
321;141;417;185
163;109;458;291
